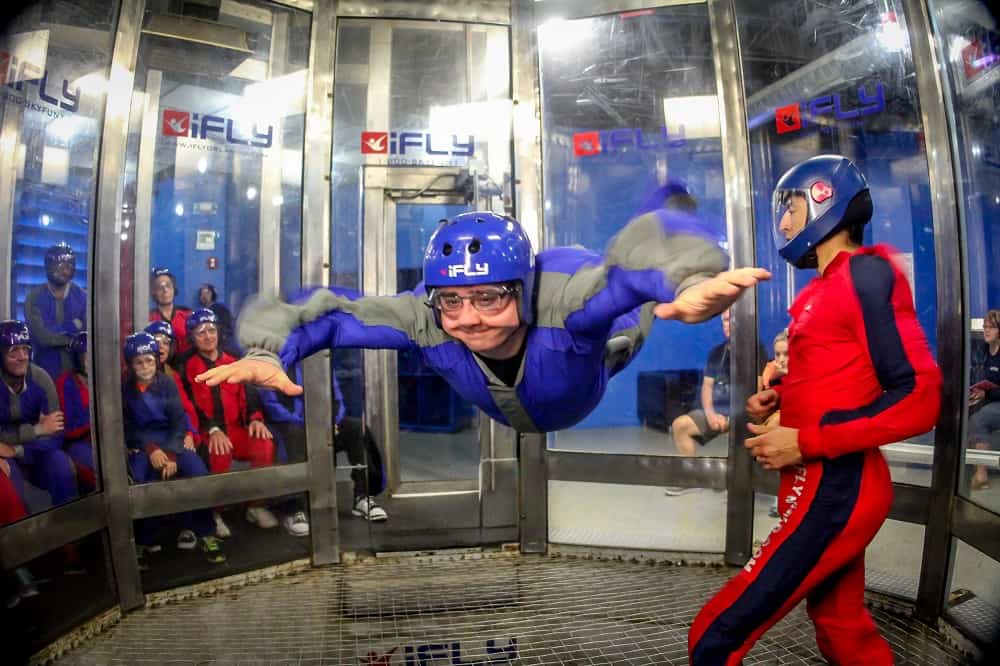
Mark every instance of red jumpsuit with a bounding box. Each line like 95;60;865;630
149;306;193;356
180;352;273;474
689;245;941;665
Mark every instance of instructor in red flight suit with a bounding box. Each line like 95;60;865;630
688;155;942;665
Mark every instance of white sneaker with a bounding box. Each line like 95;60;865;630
282;511;310;537
213;511;231;538
246;506;279;528
352;496;388;522
177;529;197;550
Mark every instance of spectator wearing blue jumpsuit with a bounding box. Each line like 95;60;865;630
197;201;770;434
55;331;96;493
24;243;87;380
122;332;225;564
0;320;74;511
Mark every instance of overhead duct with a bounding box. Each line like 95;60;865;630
142;14;252;53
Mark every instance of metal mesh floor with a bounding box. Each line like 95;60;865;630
60;553;970;665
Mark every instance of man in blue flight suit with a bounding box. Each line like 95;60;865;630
197;196;768;433
24;243;87;380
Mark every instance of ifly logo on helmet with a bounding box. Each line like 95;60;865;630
162;108;274;148
445;263;489;278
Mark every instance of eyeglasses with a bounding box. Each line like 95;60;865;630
427;285;518;315
193;325;217;338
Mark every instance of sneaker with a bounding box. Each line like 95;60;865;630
213;511;231;538
352;496;388;522
146;544;163;553
200;536;227;564
177;529;197;550
14;567;38;598
246;506;279;528
664;486;699;496
282;511;310;537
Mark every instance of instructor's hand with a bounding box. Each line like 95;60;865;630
745;423;802;470
747;388;780;424
195;358;303;396
653;268;771;323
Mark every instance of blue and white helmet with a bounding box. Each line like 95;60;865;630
124;332;159;363
186;308;218;339
45;243;76;284
422;211;536;325
144;320;175;340
772;155;872;269
0;320;31;351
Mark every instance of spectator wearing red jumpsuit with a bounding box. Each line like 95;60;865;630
55;331;96;493
689;156;942;665
180;308;279;530
149;268;193;359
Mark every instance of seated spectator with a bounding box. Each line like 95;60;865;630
179;309;278;533
761;329;789;391
144;321;200;453
670;310;767;459
261;366;386;525
122;332;225;564
149;267;193;359
55;332;96;493
24;243;87;380
198;283;239;357
0;320;74;511
969;309;1000;490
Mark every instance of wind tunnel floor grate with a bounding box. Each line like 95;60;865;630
59;553;971;665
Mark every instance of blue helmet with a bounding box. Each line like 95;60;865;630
0;320;31;351
68;331;88;355
124;332;159;362
422;211;536;325
150;267;176;287
45;243;76;284
144;320;175;340
772;155;872;269
186;308;218;338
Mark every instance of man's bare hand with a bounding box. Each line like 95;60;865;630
747;388;780;424
653;268;771;323
0;442;16;458
37;410;65;436
195;358;303;396
208;430;234;457
746;423;802;470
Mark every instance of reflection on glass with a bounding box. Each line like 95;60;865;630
737;0;939;485
928;0;1000;511
539;6;731;457
136;492;310;593
947;539;1000;646
0;1;117;515
2;531;115;661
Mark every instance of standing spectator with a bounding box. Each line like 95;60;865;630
969;309;1000;490
149;268;193;358
122;333;225;563
0;320;74;511
180;309;278;533
24;243;87;380
198;284;239;356
55;332;95;493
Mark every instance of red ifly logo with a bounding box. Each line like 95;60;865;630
775;104;801;134
810;181;833;204
362;131;388;153
162;109;190;137
573;131;601;156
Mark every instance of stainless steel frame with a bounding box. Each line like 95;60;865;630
519;432;547;553
0;494;105;570
131;69;160;325
301;0;340;565
900;0;966;624
511;0;543;247
93;0;147;612
338;0;511;24
0;105;23;319
708;0;757;567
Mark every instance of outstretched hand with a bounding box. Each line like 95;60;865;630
654;267;771;323
195;358;303;396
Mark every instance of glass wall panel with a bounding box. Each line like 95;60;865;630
118;0;311;491
2;531;115;662
928;0;1000;511
135;491;310;593
737;0;939;486
538;5;747;471
0;0;118;519
948;539;1000;649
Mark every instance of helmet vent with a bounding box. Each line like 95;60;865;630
468;239;481;254
442;243;453;256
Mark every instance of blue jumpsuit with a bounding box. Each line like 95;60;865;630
1;364;77;507
239;209;728;433
24;282;87;380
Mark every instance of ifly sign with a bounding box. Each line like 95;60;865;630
775;81;886;135
162;108;274;149
359;637;517;665
361;131;475;158
573;126;686;157
0;50;79;112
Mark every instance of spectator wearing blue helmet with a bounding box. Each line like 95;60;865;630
0;319;75;512
121;332;225;564
690;156;941;665
144;320;201;452
198;206;768;432
54;331;96;493
24;243;87;380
